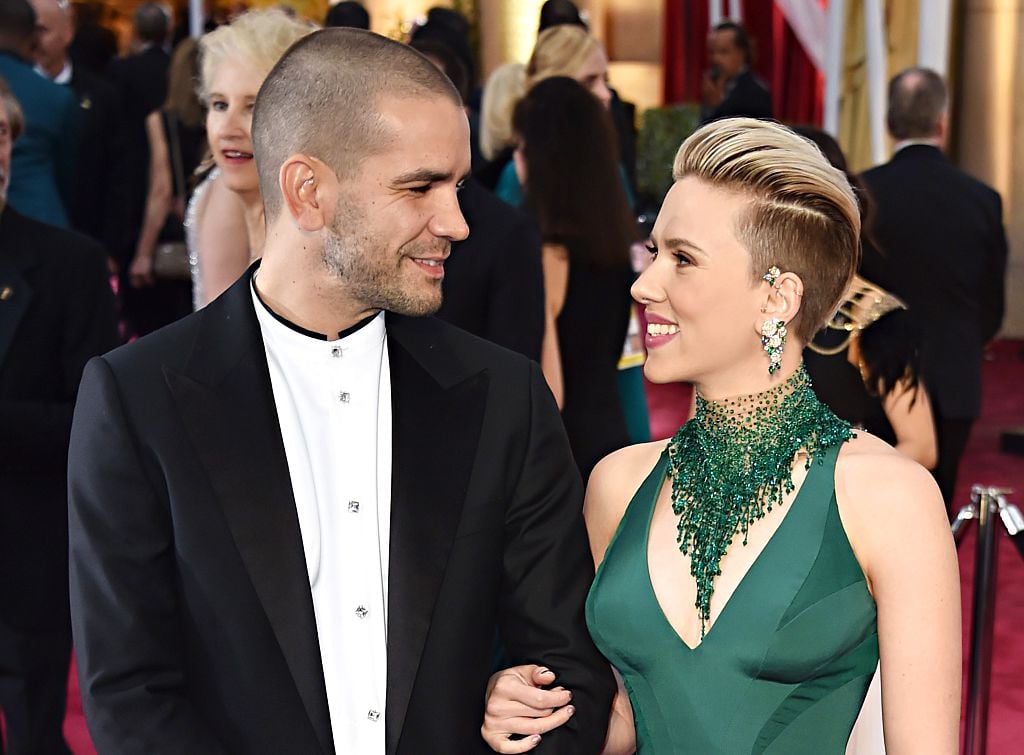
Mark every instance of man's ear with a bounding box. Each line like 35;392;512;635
935;111;949;150
279;155;333;232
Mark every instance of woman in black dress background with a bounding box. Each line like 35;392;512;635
512;77;636;481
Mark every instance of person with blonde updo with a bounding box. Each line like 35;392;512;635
474;61;526;189
188;9;314;310
494;25;617;206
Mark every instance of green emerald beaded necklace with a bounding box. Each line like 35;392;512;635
666;364;853;637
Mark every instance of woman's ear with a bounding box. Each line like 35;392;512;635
756;270;805;331
279;155;332;232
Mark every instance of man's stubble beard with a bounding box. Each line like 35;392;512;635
320;201;446;317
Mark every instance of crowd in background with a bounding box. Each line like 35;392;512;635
0;0;1007;752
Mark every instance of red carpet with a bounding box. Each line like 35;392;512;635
50;343;1024;753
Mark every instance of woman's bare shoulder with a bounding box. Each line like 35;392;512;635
835;431;939;507
833;431;949;576
586;441;668;526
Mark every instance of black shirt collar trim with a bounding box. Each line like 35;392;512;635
250;270;378;341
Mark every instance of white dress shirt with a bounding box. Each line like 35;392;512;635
252;280;391;753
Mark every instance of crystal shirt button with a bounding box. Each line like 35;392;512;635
367;709;380;722
355;605;368;618
330;345;342;358
339;391;350;403
348;500;360;513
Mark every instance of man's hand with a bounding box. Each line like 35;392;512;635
481;664;575;753
701;71;725;108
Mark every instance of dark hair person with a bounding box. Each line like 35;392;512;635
512;76;635;480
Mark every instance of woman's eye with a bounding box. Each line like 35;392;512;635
645;244;658;259
673;252;692;267
210;100;227;112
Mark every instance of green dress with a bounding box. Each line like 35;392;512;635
586;443;878;753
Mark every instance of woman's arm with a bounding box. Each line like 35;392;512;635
837;444;961;754
540;243;569;408
129;112;173;288
194;177;250;305
601;669;637;755
882;379;938;470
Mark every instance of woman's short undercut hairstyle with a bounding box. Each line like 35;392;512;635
251;27;462;221
527;24;600;87
197;9;315;106
672;118;861;342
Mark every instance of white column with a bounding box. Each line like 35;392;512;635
709;0;724;28
918;0;953;76
823;0;846;136
728;0;743;23
189;0;203;39
864;0;888;165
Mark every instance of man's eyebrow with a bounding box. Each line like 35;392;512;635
392;168;454;184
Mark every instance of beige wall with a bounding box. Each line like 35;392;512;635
956;0;1023;337
477;0;663;110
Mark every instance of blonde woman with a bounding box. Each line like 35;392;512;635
475;61;526;189
187;9;314;309
483;119;960;754
494;24;614;206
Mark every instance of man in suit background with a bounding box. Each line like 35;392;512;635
0;0;78;228
69;28;613;754
0;83;117;755
860;68;1008;509
411;40;545;362
31;0;124;257
437;176;545;362
700;20;772;123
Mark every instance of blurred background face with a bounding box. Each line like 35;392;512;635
708;28;745;78
0;102;11;200
206;58;263;196
30;0;73;77
575;45;611;108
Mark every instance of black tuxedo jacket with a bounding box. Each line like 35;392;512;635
67;64;125;253
0;206;116;628
69;270;614;754
860;145;1007;419
703;69;773;123
437;178;545;361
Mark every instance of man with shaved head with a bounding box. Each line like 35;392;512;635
69;28;613;754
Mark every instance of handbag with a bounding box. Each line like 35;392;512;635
152;241;190;280
152;112;192;281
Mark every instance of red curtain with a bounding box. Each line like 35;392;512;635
660;0;823;126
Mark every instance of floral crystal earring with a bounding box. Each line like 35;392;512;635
760;266;785;374
761;318;787;375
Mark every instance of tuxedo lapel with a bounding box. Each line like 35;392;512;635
165;271;333;754
384;315;489;755
0;210;39;370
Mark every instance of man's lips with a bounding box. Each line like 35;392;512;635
410;256;446;279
